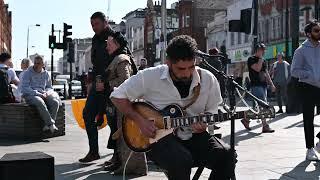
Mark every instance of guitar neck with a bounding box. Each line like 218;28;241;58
165;111;245;129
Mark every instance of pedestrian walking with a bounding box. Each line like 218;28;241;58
291;20;320;161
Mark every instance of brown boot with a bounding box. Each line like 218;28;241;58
262;125;275;133
104;152;118;166
241;118;251;130
79;152;100;163
104;153;120;171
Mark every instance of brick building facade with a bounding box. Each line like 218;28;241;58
144;0;179;66
0;0;12;53
175;0;232;51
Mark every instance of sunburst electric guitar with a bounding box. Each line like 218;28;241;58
123;102;275;152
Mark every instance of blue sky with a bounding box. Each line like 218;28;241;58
4;0;177;68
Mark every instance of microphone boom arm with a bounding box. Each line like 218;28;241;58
199;55;270;109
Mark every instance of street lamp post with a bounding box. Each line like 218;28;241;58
161;0;167;64
285;0;289;62
26;24;40;58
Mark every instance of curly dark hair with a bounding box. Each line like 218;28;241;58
166;35;198;64
304;20;320;35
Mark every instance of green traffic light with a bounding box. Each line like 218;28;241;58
50;43;55;48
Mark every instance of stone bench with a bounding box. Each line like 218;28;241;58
0;103;65;140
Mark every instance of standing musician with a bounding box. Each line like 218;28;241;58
110;35;236;180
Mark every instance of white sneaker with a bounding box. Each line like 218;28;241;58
42;125;50;132
315;143;320;154
49;124;58;133
306;148;318;161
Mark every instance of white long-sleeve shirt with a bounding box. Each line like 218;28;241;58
110;65;223;140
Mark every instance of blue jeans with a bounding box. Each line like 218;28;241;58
24;92;60;126
250;86;267;108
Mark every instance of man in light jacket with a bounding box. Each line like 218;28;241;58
21;55;60;133
291;20;320;161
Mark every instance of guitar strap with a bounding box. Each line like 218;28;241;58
182;69;202;110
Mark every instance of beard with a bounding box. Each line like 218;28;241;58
311;33;320;41
176;77;192;83
169;69;192;84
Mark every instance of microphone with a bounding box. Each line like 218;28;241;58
195;50;225;59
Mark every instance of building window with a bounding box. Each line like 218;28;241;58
265;19;270;42
272;17;276;40
139;40;143;49
258;21;262;42
167;17;172;28
230;32;235;46
182;15;185;27
131;27;134;39
278;16;282;38
244;34;249;43
299;10;304;16
185;15;190;27
238;32;242;44
299;15;305;34
130;42;134;52
133;39;138;51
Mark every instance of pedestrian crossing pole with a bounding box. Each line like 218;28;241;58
291;0;299;54
285;0;289;62
51;24;54;83
252;0;258;54
315;0;319;20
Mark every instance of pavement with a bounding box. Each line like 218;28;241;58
1;100;320;180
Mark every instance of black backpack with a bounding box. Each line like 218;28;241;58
0;67;15;104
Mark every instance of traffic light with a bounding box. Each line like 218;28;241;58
67;42;75;63
63;23;72;50
49;35;56;49
220;45;231;64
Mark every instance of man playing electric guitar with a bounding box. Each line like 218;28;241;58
110;35;235;180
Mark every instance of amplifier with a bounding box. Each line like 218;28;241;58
0;151;54;180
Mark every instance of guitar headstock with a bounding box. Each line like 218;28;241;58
245;107;275;119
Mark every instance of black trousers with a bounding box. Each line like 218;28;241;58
83;87;117;153
300;83;320;149
275;83;287;110
147;132;236;180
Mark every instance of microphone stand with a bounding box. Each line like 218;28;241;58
199;56;269;180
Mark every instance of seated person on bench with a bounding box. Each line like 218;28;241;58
21;55;60;133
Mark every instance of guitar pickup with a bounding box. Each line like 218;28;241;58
163;116;171;129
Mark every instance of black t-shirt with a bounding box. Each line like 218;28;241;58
247;56;267;87
172;80;192;98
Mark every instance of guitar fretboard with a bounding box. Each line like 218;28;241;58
164;111;245;129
